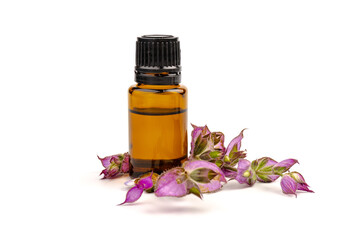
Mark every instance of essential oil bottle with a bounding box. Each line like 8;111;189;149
128;35;188;178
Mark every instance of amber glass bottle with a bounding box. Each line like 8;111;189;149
128;35;188;178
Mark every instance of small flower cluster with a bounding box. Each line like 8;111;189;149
98;124;313;205
97;153;129;179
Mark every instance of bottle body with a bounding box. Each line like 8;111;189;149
128;83;188;178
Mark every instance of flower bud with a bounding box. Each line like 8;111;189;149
280;172;314;197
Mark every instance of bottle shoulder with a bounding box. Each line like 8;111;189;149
129;83;187;109
128;84;187;95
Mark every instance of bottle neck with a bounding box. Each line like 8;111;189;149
135;68;181;85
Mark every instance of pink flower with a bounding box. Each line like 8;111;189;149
190;124;211;158
235;159;257;186
251;157;279;183
223;129;247;165
154;160;227;198
120;173;155;205
98;153;130;179
280;172;314;197
221;129;247;178
189;124;226;162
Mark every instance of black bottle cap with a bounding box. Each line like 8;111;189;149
135;35;181;85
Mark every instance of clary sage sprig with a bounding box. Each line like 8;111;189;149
98;124;314;205
97;153;130;179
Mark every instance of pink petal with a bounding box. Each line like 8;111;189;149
119;186;144;205
190;124;211;157
225;129;246;156
266;175;280;182
138;173;154;190
264;158;278;166
237;159;251;172
99;167;121;179
222;168;237;179
290;172;314;193
155;168;188;197
197;178;224;193
108;167;120;177
273;159;299;174
235;159;251;184
97;155;113;168
297;183;314;193
280;175;298;196
120;153;130;173
99;169;108;179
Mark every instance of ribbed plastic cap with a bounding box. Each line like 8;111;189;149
135;35;181;85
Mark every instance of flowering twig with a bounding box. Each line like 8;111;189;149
98;124;314;204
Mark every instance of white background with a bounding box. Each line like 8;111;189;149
1;0;359;239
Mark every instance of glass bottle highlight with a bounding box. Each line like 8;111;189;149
128;35;188;178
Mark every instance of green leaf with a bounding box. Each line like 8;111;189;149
273;166;286;175
251;160;258;170
230;159;239;167
215;160;223;168
256;174;272;183
231;151;246;160
258;165;273;173
194;137;208;156
199;150;211;160
209;151;220;159
257;158;268;170
211;133;221;145
229;145;237;159
189;186;202;199
248;169;257;186
189;168;217;183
